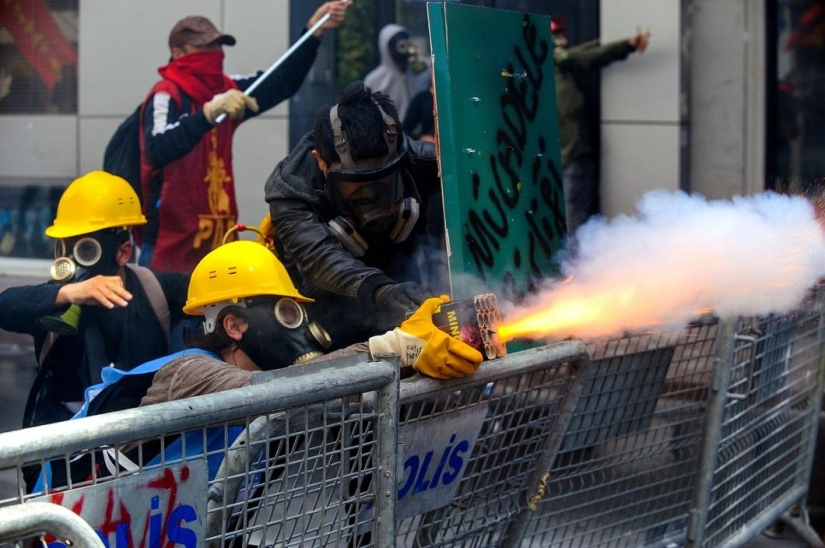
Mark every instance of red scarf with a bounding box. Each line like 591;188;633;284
157;50;237;105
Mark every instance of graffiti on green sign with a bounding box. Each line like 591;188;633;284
463;14;566;295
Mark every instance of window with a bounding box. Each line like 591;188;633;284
769;0;825;195
0;0;78;114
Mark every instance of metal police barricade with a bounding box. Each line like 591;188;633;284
393;340;593;546
687;296;825;548
0;358;398;548
514;297;825;547
513;325;715;547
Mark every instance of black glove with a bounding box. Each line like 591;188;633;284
374;282;429;325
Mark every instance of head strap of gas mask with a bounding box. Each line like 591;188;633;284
326;99;419;257
330;98;399;172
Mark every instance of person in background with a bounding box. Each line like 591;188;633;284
402;82;436;143
138;2;352;272
0;171;189;428
553;15;651;235
265;81;445;350
364;23;431;122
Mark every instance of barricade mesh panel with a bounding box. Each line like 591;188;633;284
0;305;823;548
703;309;823;547
0;395;384;548
522;325;719;548
395;363;580;547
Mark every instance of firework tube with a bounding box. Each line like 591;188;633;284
431;294;507;360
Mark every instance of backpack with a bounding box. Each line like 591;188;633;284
31;348;242;493
102;84;181;205
24;266;171;429
102;105;143;203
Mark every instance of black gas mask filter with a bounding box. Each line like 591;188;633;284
325;100;419;257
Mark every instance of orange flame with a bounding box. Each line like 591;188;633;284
498;286;659;341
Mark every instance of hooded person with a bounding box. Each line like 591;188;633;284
0;171;190;428
137;3;352;273
363;23;431;121
264;81;445;350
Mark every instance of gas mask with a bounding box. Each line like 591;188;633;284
233;297;332;369
389;30;426;75
325;101;419;257
38;229;131;335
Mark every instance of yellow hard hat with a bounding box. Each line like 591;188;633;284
45;171;147;239
184;240;312;316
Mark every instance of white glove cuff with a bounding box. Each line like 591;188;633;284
368;328;425;368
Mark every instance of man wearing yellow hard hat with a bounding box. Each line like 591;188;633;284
136;239;483;405
0;171;189;429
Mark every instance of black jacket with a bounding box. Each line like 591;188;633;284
554;39;635;166
0;269;189;427
141;32;323;246
264;132;440;347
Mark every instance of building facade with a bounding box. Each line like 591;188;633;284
0;0;819;271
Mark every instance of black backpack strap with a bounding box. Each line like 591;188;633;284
36;268;170;364
127;265;171;347
22;331;60;428
38;331;58;365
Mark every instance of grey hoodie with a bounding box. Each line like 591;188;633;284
363;23;431;120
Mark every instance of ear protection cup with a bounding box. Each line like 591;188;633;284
389;197;419;243
328;217;369;257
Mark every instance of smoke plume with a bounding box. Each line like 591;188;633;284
498;190;825;341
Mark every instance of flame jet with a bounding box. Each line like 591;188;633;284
498;190;825;342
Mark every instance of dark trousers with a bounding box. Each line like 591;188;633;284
563;156;598;236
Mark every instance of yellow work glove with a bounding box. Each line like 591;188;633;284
204;89;259;124
368;295;483;380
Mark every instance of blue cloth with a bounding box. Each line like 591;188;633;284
35;348;242;493
138;243;154;267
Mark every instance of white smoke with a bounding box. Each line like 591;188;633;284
502;190;825;340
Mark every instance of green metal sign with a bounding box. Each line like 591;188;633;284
428;3;566;303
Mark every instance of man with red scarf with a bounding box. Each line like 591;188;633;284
138;2;351;272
